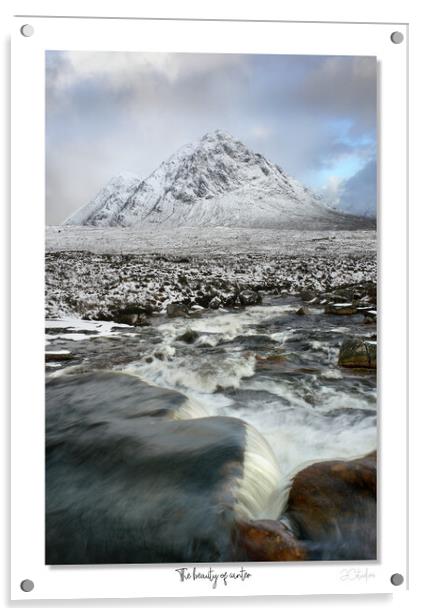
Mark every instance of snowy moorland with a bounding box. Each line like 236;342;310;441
46;225;376;257
45;226;376;320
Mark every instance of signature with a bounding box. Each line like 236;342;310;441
340;567;376;583
175;566;251;589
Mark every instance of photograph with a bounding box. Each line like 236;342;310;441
44;50;377;565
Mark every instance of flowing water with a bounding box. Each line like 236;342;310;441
46;295;377;508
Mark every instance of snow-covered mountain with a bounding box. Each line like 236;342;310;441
64;172;141;226
65;130;374;230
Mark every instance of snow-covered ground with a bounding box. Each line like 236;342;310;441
46;225;376;257
45;227;376;320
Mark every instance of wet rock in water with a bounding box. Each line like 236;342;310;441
233;519;306;561
166;302;188;318
177;328;200;344
296;306;310;316
208;296;222;310
108;303;154;326
231;334;276;351
255;353;287;363
325;303;358;316
300;290;316;302
45;350;74;361
113;312;150;326
46;374;283;564
220;291;237;307
239;289;262;306
338;337;377;369
46;371;191;422
285;452;376;560
363;310;377;324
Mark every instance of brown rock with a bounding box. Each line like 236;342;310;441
285;452;377;560
338;337;377;369
234;519;307;561
296;306;310;316
45;350;74;362
166;303;188;318
325;303;358;316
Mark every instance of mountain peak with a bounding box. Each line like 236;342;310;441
65;131;372;230
201;129;236;142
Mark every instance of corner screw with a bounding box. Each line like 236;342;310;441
20;24;34;37
20;579;34;592
390;573;404;586
390;31;404;44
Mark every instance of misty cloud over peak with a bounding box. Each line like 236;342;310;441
46;51;376;224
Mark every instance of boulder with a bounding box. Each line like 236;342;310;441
300;290;316;302
284;452;376;560
45;350;74;362
325;303;358;316
239;289;262;306
111;303;153;326
208;296;222;310
296;306;310;316
166;303;188;318
46;375;283;564
113;312;150;326
177;328;199;344
233;519;306;561
338;337;377;369
45;371;191;424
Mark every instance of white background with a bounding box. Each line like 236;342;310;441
2;0;425;612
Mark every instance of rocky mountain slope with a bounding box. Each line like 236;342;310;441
65;130;374;230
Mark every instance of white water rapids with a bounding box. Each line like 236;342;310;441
119;302;376;515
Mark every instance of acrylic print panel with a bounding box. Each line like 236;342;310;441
45;50;378;566
11;17;407;599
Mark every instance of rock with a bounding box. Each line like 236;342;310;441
166;303;188;318
177;328;199;344
195;294;213;308
113;312;150;326
111;303;153;326
208;296;222;310
233;519;306;561
300;290;316;301
338;337;377;369
46;371;191;423
45;378;282;564
45;350;74;362
325;303;358;316
255;353;287;363
285;452;376;560
238;289;262;306
296;306;310;316
220;292;237;307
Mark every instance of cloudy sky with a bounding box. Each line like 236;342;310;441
46;51;376;224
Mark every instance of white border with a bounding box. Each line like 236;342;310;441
10;17;407;600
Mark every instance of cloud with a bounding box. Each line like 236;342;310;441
337;159;377;217
290;56;377;134
45;51;377;224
